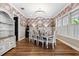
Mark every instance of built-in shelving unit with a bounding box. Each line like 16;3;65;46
0;11;16;55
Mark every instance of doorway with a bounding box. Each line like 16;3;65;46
14;17;18;41
25;25;29;38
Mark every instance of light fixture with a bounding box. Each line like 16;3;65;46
21;7;24;10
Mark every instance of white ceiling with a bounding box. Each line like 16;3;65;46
12;3;68;18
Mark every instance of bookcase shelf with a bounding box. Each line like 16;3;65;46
0;11;16;55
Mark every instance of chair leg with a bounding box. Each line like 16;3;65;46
36;40;38;46
42;42;44;48
37;41;39;46
38;41;39;46
52;43;54;49
55;42;56;46
46;42;48;48
47;45;48;48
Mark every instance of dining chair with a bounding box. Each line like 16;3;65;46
47;31;56;49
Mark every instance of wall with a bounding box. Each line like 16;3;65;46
18;15;26;41
53;3;79;51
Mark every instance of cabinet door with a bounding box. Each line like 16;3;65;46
9;36;16;48
0;43;5;55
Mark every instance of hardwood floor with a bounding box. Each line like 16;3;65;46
3;38;79;56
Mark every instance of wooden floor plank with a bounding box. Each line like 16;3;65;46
3;38;79;56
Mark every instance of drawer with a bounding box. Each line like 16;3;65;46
8;41;15;48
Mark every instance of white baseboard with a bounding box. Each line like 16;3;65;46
18;36;25;41
57;38;79;51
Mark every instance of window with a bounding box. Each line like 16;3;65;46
71;15;79;24
70;9;79;39
57;18;63;27
71;9;79;24
63;15;69;26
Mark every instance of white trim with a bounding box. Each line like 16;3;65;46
18;36;25;41
60;5;79;19
55;4;79;20
52;3;70;19
0;9;13;19
57;38;79;51
57;33;78;40
69;5;79;14
9;3;27;19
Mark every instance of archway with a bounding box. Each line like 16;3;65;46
0;11;15;38
25;24;29;38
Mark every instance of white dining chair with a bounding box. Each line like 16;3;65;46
37;28;47;48
29;27;33;42
31;28;39;46
47;31;56;49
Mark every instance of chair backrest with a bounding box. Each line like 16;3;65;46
52;31;56;43
29;27;33;39
47;30;56;43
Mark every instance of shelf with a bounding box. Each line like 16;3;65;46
0;11;15;39
0;29;14;31
0;21;14;25
0;11;16;56
0;35;15;39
